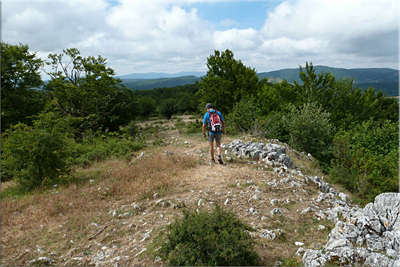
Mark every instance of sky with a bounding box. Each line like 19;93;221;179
2;0;399;78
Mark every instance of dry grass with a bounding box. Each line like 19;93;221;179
2;122;347;266
1;152;198;266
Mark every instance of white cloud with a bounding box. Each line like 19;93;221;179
3;1;110;52
213;28;260;51
2;0;398;77
220;19;239;27
102;1;216;74
259;1;398;67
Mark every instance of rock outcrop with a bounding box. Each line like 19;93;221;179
303;193;400;267
226;139;294;169
226;140;400;267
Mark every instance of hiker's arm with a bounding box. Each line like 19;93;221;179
222;121;226;134
202;124;207;138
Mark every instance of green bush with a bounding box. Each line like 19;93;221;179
71;135;145;167
261;111;289;141
329;119;399;203
174;118;186;133
158;205;260;266
228;98;261;133
283;102;335;166
126;120;139;137
159;99;178;119
1;112;74;191
185;121;202;134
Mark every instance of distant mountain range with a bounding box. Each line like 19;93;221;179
120;76;202;91
118;71;206;79
118;66;399;96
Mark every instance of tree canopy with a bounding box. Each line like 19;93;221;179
1;42;47;131
44;48;135;132
197;49;267;114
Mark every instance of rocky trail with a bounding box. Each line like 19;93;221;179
2;129;399;267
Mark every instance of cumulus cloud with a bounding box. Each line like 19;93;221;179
103;1;215;74
258;1;398;68
213;28;261;51
2;0;398;77
3;1;110;53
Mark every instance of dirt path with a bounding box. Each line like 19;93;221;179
1;118;342;266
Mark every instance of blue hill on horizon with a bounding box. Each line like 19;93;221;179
118;66;398;96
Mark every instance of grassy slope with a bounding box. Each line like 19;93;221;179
1;116;358;266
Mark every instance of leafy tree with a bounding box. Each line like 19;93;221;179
43;48;133;133
292;62;399;130
1;112;74;191
294;62;337;105
197;49;266;114
1;42;47;131
134;84;199;116
137;96;157;118
228;97;262;134
159;98;178;119
257;80;297;114
283;102;334;166
102;87;138;132
175;91;198;114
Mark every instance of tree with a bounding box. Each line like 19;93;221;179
137;96;157;118
159;98;178;119
44;48;133;133
292;62;399;130
197;49;266;114
257;80;297;114
1;42;47;131
1;112;74;191
283;102;334;166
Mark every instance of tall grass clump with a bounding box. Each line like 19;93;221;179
158;205;260;266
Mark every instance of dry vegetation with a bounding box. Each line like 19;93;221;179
1;151;198;266
1;116;348;266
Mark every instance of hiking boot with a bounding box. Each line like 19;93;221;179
218;156;223;164
210;158;215;164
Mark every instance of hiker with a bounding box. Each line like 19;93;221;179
202;103;226;164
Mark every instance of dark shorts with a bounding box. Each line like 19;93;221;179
208;133;222;143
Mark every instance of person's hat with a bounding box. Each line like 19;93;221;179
205;103;213;109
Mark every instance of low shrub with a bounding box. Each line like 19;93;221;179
185;121;202;134
125;120;139;137
71;136;145;167
158;205;260;266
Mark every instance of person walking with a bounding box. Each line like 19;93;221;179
202;103;226;164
